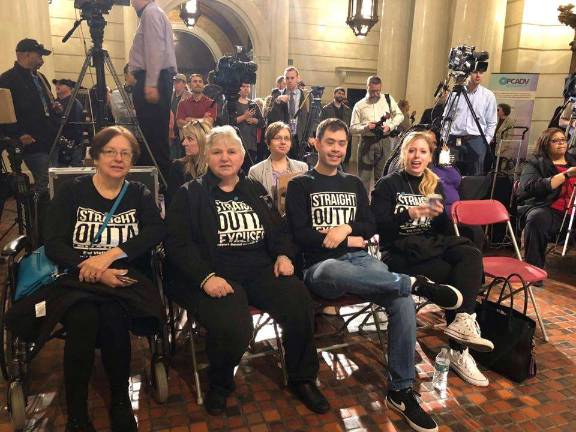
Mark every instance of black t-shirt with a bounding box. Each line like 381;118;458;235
213;187;272;278
286;169;376;268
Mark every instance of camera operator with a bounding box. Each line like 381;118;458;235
266;67;315;160
234;82;265;167
129;0;177;184
445;70;497;176
350;75;404;192
53;79;85;166
263;75;286;118
0;38;58;192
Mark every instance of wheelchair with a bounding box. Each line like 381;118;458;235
0;235;170;431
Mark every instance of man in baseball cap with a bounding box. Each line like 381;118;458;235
0;38;57;191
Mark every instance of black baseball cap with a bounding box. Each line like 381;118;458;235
52;78;76;88
16;39;51;56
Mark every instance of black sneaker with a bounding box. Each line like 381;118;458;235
109;398;137;432
386;388;438;432
205;388;228;416
412;276;462;310
65;418;96;432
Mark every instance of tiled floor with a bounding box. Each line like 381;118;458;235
1;199;576;431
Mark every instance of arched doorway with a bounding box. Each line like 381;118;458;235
174;31;216;78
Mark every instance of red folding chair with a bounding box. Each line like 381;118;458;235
451;200;549;342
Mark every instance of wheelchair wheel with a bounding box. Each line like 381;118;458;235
150;360;168;404
8;381;26;431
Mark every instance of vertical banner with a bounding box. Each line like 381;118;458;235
489;73;539;159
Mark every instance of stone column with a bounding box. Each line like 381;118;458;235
405;0;454;120
267;0;289;94
449;0;507;77
376;0;415;99
0;0;54;80
123;6;139;64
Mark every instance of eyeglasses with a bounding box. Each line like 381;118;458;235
550;138;567;144
272;136;291;142
101;149;133;160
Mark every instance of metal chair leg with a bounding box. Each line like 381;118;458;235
272;321;288;386
527;285;549;342
187;320;203;405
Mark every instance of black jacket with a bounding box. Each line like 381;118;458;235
320;102;352;126
266;88;310;142
0;62;58;153
165;170;297;295
518;153;576;218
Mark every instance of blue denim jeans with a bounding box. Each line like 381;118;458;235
304;250;416;390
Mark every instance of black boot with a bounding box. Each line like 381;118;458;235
109;396;137;432
65;418;96;432
205;388;228;416
289;381;330;414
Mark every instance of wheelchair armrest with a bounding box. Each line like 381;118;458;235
1;235;30;257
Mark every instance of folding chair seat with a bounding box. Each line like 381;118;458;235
451;199;549;342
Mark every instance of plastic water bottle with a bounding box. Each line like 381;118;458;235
432;347;450;395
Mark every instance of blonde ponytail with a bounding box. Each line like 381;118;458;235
419;168;439;196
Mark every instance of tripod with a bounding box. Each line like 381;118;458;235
440;79;490;175
48;5;167;188
0;138;39;248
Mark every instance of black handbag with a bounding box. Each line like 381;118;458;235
472;275;537;383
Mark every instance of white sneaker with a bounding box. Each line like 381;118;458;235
448;348;489;387
444;312;494;352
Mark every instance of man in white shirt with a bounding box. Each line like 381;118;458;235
444;70;497;176
350;75;404;192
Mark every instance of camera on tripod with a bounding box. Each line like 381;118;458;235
74;0;130;12
564;73;576;99
448;45;489;77
213;56;258;93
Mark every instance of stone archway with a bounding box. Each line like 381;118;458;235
158;0;275;96
172;25;224;60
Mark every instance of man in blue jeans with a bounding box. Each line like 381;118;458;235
285;118;463;432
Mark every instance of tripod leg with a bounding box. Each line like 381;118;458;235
561;188;576;256
103;52;168;189
49;52;94;162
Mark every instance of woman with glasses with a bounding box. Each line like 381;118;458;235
8;126;165;432
248;121;308;210
518;127;576;269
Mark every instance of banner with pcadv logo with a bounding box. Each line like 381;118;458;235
489;73;539;159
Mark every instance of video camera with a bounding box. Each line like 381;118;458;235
563;73;576;99
447;45;489;77
74;0;130;11
213;56;258;93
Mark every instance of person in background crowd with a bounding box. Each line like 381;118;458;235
129;0;177;185
266;67;315;160
170;73;191;159
235;82;265;168
53;78;85;166
0;38;57;192
248;121;308;211
110;64;139;138
397;99;416;133
7;126;165;432
167;121;209;201
444;69;497;176
321;87;352;168
176;74;217;129
286;118;463;432
492;103;515;170
350;75;404;192
371;130;494;390
518;128;576;271
165;125;330;417
263;75;287;118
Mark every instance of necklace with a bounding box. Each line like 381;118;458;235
403;172;418;195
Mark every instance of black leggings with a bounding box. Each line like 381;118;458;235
190;266;319;395
521;206;563;268
388;243;483;349
62;301;131;419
